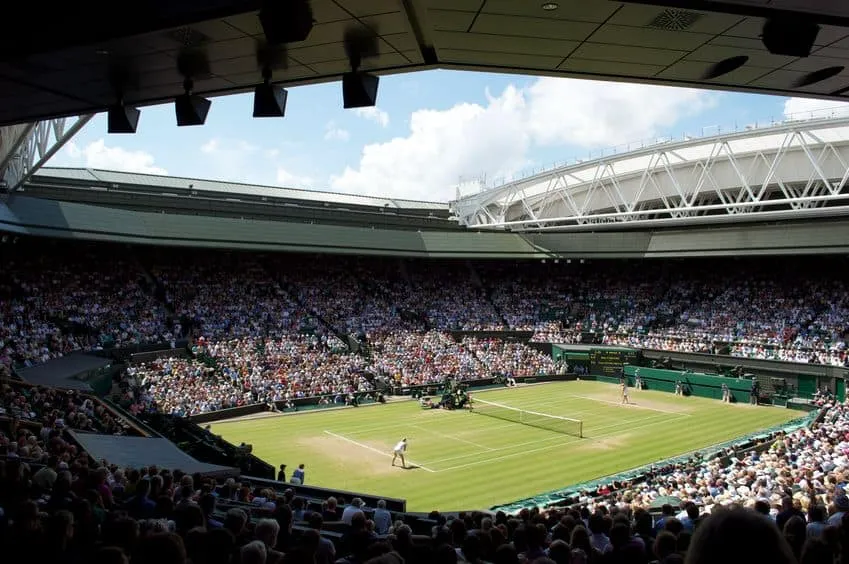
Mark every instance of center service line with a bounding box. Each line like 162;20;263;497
410;424;495;451
436;414;676;473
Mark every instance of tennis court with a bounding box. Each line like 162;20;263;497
209;380;801;511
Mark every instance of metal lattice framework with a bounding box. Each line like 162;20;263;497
451;116;849;232
0;114;93;196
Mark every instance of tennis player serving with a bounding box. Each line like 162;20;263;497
392;438;408;468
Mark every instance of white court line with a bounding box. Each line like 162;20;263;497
420;408;672;466
424;432;573;465
590;411;687;433
411;424;495;451
342;414;512;437
422;412;679;468
322;430;437;473
571;395;691;416
436;414;675;472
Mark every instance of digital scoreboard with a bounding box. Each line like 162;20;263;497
589;347;640;376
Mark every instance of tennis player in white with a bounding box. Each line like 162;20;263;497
392;438;408;468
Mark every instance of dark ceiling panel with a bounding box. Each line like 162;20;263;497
4;0;849;126
1;0;262;58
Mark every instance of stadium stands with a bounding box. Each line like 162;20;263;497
3;240;848;415
4;241;848;369
0;376;846;564
3;236;849;563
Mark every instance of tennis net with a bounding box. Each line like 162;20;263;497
472;398;583;438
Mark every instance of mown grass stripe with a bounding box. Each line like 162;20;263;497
211;381;800;511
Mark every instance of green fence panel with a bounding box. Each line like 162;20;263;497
595;376;621;385
623;365;753;401
797;374;817;399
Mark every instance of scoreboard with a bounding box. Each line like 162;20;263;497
589;347;640;376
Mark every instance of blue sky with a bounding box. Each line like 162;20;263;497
48;69;847;202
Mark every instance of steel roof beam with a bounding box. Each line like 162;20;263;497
1;115;94;194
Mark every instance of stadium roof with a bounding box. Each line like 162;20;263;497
34;167;447;210
453;115;849;230
5;0;849;126
26;167;455;230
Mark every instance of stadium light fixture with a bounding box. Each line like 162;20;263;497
253;67;288;118
105;65;139;133
343;29;380;109
175;78;211;127
107;101;140;134
259;0;314;45
762;17;819;57
343;73;379;108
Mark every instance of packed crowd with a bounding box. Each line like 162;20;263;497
4;240;849;377
123;335;372;417
124;332;557;416
577;400;846;514
368;333;556;388
481;261;849;366
2;377;849;563
505;395;849;563
7;239;849;562
0;381;135;439
150;252;313;340
603;333;849;366
274;257;413;336
1;241;170;369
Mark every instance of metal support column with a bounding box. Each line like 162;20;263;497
0;114;94;196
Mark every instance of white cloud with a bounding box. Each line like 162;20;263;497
198;138;266;183
199;137;315;188
353;107;390;127
59;139;167;175
324;121;351;141
784;97;849;120
331;78;712;202
200;138;258;156
276;168;315;189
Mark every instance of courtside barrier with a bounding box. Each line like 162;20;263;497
244;475;407;513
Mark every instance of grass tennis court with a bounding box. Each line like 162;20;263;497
210;381;801;511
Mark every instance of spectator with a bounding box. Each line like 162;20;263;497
292;464;305;485
373;499;392;535
342;498;366;526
